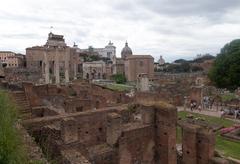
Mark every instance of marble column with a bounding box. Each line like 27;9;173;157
54;49;60;84
65;51;69;83
44;51;49;84
73;63;77;80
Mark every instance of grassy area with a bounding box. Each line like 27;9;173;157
177;111;240;160
221;92;237;102
178;111;234;127
105;83;133;92
216;135;240;160
0;90;28;163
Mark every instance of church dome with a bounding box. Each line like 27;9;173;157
121;42;133;59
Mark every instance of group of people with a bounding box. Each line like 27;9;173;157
203;96;214;110
190;97;215;112
190;100;202;111
221;108;240;119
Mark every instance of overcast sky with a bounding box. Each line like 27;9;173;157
1;0;240;62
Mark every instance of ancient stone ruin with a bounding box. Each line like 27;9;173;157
1;80;230;164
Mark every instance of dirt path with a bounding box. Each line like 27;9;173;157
177;106;240;123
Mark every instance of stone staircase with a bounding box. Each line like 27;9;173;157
11;91;31;119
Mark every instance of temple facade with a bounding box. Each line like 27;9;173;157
26;33;82;84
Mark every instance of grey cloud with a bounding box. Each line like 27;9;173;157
0;11;76;25
1;0;240;62
138;0;240;19
108;1;152;21
0;33;42;39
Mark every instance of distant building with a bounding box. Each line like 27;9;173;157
113;42;155;81
158;56;165;65
80;41;116;61
154;62;159;70
121;41;133;59
112;41;133;75
125;55;154;81
154;56;166;71
191;59;215;72
26;32;82;84
112;56;125;75
0;60;4;78
83;61;106;80
0;51;25;68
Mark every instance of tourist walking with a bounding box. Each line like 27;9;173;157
234;109;238;119
220;110;225;118
198;105;201;112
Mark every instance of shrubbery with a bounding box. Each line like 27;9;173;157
0;91;27;164
111;74;126;84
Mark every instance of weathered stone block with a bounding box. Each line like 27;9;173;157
61;117;78;144
140;105;155;124
106;113;121;146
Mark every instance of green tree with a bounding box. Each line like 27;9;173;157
174;59;188;64
111;74;126;84
209;39;240;90
193;54;215;63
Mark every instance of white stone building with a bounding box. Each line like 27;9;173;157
80;41;116;61
158;56;165;65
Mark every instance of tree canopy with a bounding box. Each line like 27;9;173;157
111;74;126;84
192;54;215;63
174;59;188;64
209;39;240;90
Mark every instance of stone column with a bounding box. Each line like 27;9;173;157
44;51;49;84
73;63;77;80
54;49;60;84
65;50;69;83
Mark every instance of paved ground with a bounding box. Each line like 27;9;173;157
178;106;221;117
177;106;240;123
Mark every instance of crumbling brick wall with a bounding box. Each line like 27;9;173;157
182;123;216;164
4;68;41;83
22;101;219;164
118;125;155;164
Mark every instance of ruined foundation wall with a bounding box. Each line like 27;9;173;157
118;125;155;164
182;123;216;164
23;100;220;164
155;103;177;164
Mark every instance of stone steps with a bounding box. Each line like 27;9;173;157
11;91;31;120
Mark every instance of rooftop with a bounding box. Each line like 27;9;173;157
126;55;154;59
0;51;15;54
